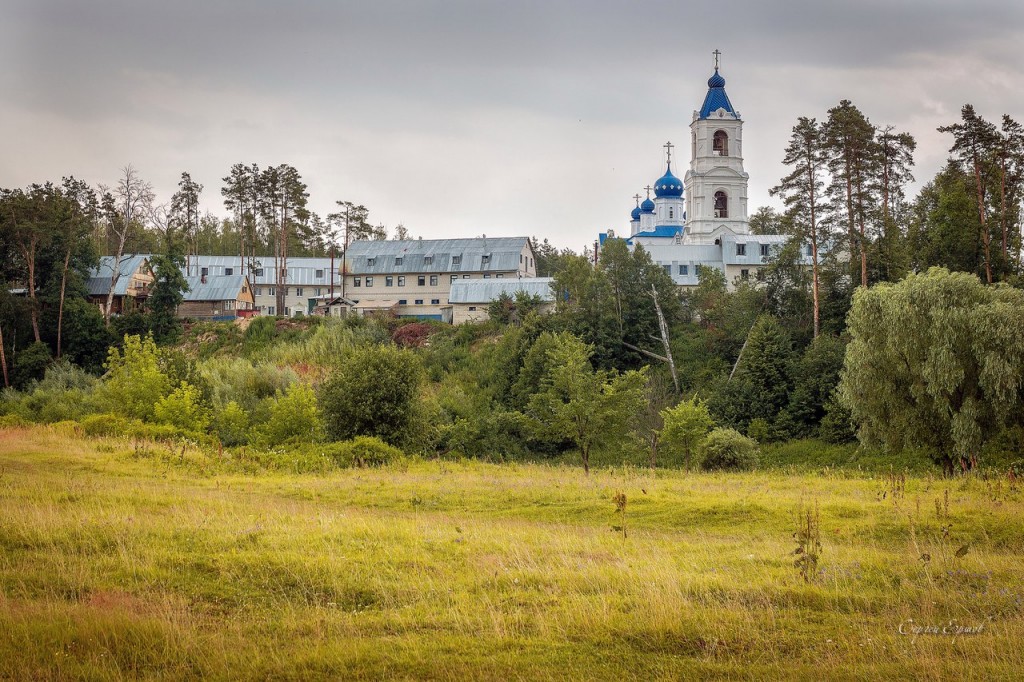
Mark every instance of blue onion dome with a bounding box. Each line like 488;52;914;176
654;164;683;198
708;68;726;88
640;197;656;213
631;205;642;221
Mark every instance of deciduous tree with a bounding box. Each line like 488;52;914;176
839;267;1024;470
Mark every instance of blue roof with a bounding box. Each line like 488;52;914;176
654;163;683;198
640;197;656;213
623;226;684;244
699;68;739;120
635;226;683;238
631;205;641;221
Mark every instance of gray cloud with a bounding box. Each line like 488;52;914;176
2;0;1023;249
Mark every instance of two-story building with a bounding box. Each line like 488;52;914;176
342;237;538;321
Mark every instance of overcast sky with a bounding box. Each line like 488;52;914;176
2;1;1023;250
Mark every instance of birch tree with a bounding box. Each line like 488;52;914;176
101;165;153;323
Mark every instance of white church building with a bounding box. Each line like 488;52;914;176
599;56;811;286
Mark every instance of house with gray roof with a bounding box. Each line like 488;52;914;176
85;255;153;316
176;275;255;320
448;277;554;324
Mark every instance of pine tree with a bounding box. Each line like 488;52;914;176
771;117;827;337
823;100;878;288
170;172;203;277
873;126;916;281
938;105;1000;283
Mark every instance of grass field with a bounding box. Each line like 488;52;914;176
1;425;1022;680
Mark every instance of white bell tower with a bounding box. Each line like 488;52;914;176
683;51;750;244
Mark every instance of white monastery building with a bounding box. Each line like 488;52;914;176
599;53;812;285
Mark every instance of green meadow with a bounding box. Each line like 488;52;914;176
1;424;1022;680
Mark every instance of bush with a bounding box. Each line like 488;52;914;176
699;427;760;471
153;381;211;433
80;413;134;438
2;361;102;424
0;414;30;429
200;357;297;413
320;344;423;447
11;341;52;390
214;400;249;446
253;382;324;447
318;436;404;468
659;396;714;469
100;334;171;421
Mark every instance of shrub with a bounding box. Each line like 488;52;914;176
320;344;423;447
153;381;211;433
319;436;404;468
699;427;760;471
659;396;714;469
4;362;103;424
746;418;771;443
100;334;171;421
214;400;249;446
200;357;297;413
11;341;52;390
0;414;30;429
253;382;324;447
80;413;134;438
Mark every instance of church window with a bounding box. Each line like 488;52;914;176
714;191;728;218
713;130;729;156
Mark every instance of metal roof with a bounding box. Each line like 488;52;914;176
699;69;740;120
189;256;337;286
181;275;249;302
86;255;150;296
448;277;554;304
347;237;531;274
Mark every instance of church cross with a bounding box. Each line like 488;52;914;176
713;49;721;70
633;193;642;205
664;141;674;165
644;185;653;199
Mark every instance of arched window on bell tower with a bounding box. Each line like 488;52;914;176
713;130;729;156
714;191;728;218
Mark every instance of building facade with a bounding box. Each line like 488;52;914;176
448;277;555;324
189;237;537;319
